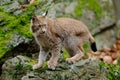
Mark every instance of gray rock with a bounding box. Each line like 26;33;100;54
23;59;108;80
46;1;77;18
65;1;77;14
0;0;29;5
71;59;108;80
4;1;21;13
22;72;42;80
1;56;107;80
7;33;31;48
18;0;29;4
0;55;31;80
14;10;23;15
0;0;11;6
0;56;108;80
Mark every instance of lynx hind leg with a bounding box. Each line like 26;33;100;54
66;45;84;63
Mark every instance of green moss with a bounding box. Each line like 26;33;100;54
62;48;70;60
0;11;33;58
100;62;120;80
74;0;83;18
0;0;43;58
74;0;103;19
11;57;34;78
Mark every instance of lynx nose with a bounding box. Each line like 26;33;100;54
40;28;46;34
42;31;45;33
40;31;45;34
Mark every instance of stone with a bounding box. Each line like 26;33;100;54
0;56;108;80
7;33;31;48
4;1;21;13
0;0;11;6
70;59;108;80
18;0;29;5
22;72;41;80
13;10;23;15
0;55;31;80
65;1;77;14
47;1;77;18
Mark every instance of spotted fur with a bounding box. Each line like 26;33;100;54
31;15;97;70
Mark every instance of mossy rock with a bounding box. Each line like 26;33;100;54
0;55;34;80
0;0;43;58
0;55;108;80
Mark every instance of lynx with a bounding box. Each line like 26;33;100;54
31;11;97;70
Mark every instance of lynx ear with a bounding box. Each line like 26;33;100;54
42;11;48;17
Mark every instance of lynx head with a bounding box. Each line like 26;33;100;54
31;11;48;34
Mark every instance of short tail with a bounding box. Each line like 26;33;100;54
89;35;97;52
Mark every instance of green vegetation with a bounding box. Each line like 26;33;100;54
9;56;35;78
9;61;24;78
0;10;32;58
74;0;103;19
0;0;44;58
100;62;120;80
62;48;70;59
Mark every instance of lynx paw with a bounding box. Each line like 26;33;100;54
47;61;57;70
33;64;42;70
66;58;76;64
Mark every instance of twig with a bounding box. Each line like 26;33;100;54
93;22;116;36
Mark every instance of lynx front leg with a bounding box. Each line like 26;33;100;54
33;47;48;70
48;45;61;70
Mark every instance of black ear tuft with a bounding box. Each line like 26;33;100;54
45;11;48;16
43;11;48;17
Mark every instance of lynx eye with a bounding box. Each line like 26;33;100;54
39;24;46;27
38;25;41;27
43;24;46;26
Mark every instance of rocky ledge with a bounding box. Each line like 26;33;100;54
0;55;108;80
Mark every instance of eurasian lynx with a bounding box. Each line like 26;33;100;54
31;11;97;70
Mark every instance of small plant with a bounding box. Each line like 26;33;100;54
16;61;23;71
99;62;120;80
9;61;24;78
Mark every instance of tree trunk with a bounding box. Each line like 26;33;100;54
112;0;120;36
